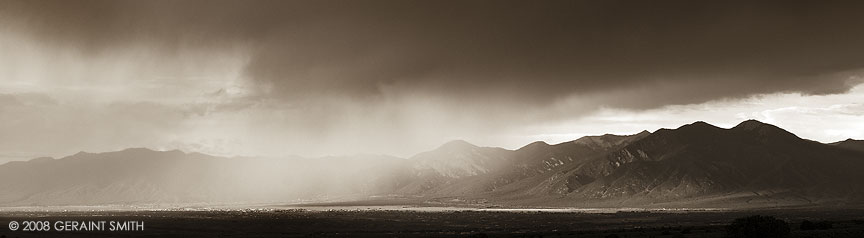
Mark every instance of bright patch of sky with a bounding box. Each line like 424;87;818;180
520;83;864;148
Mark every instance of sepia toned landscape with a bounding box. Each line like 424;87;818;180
2;0;864;237
1;121;863;208
0;121;863;237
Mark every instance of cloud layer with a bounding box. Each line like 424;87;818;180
2;0;864;158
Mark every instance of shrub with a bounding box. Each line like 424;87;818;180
800;220;832;230
725;215;790;238
680;227;692;234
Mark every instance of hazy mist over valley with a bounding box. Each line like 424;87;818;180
2;120;862;209
3;1;864;237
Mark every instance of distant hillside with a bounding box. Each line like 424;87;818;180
0;149;411;206
2;120;863;208
399;120;864;208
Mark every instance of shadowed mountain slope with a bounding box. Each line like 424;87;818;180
398;120;864;207
548;120;864;207
1;120;862;208
831;139;864;153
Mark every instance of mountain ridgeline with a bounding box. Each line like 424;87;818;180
1;120;863;208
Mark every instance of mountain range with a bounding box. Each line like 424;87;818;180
1;120;863;208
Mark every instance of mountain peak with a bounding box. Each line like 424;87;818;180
65;148;189;161
731;119;800;140
733;119;770;130
519;141;550;150
732;119;778;131
831;138;864;152
675;121;721;131
115;148;188;156
685;121;715;127
571;131;650;149
830;138;862;145
437;140;477;151
413;140;506;178
120;147;156;153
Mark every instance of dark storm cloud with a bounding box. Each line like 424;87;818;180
3;0;864;109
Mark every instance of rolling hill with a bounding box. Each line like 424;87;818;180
0;149;411;206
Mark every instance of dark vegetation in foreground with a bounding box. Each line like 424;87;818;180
725;215;790;238
0;209;862;237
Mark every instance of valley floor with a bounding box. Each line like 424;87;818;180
0;207;863;237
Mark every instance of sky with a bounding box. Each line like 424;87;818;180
1;0;863;161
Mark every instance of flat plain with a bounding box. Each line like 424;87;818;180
1;207;864;237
